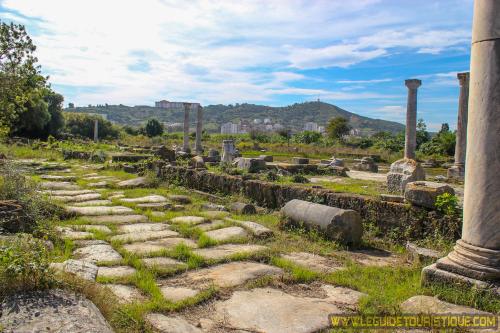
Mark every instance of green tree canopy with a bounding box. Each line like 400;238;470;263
144;118;163;137
326;117;351;140
64;113;119;140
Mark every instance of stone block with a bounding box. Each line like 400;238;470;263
352;157;378;173
236;157;266;173
281;199;363;245
386;158;425;193
404;181;455;209
292;157;309;164
230;202;256;215
406;242;442;264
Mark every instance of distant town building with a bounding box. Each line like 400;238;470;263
263;118;271;124
304;122;319;132
221;122;240;134
253;118;262;124
349;128;361;136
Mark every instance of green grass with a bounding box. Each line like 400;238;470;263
271;257;319;283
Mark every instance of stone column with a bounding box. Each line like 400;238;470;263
221;139;235;163
182;103;191;153
404;79;422;160
93;119;99;142
423;0;500;288
195;104;203;154
447;72;469;181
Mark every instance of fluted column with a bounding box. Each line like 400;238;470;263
182;103;191;152
93;119;98;142
404;79;422;160
448;72;469;180
195;105;203;154
423;0;500;286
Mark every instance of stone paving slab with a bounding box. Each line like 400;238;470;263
56;226;93;240
204;226;248;242
120;195;167;203
50;259;98;281
40;181;80;190
108;194;125;200
103;284;147;303
116;177;149;188
70;225;112;233
168;262;283;288
0;289;113;333
117;223;171;233
281;252;343;274
197;220;227;231
122;238;197;256
146;314;202;333
141;257;188;270
167;195;192;204
73;244;123;263
66;205;134;216
83;214;148;224
97;266;137;279
160;286;200;302
193;244;269;260
110;229;179;243
201;210;229;219
225;218;274;238
170;216;208;225
213;287;363;333
72;200;112;207
137;202;172;210
338;249;402;267
51;193;102;203
40;174;77;181
73;240;109;247
42;189;95;196
87;181;108;188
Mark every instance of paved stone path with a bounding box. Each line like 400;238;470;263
7;160;489;333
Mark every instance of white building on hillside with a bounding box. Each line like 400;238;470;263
221;122;240;134
304;122;319;132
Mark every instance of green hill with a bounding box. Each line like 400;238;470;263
65;101;405;135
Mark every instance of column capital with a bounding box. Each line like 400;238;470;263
405;79;422;89
457;72;470;86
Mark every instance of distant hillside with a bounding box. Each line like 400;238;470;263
64;101;405;135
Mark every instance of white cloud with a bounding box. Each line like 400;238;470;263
0;0;472;106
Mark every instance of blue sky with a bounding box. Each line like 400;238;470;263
0;0;473;130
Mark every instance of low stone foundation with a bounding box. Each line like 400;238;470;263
158;165;461;243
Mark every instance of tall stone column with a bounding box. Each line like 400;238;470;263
93;119;99;143
423;0;500;288
195;104;203;154
447;72;469;181
404;79;421;160
182;103;191;153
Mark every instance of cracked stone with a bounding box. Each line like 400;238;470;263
118;223;170;233
170;216;207;225
193;244;268;260
160;286;199;302
120;195;167;203
146;314;202;333
97;266;137;279
110;229;179;242
281;252;343;274
66;206;134;216
204;226;248;242
123;238;197;256
73;244;122;263
83;215;148;224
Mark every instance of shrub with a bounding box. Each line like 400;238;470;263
291;174;309;183
0;234;54;294
435;193;460;216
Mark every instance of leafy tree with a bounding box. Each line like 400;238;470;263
419;123;455;156
68;102;74;108
144;118;163;137
326;117;351;140
292;130;322;144
64;113;119;140
416;118;430;149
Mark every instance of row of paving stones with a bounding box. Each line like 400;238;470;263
14;161;493;333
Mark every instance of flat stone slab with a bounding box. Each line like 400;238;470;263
97;266;137;279
170;216;207;225
118;223;170;233
73;244;122;263
201;210;229;219
83;214;148;224
0;289;113;333
72;200;112;206
197;220;227;231
146;314;202;333
116;177;149;188
50;259;98;281
226;218;274;238
406;242;442;263
66;205;134;216
87;181;108;188
141;257;187;270
120;195;167;203
137;202;172;210
160;286;199;302
193;244;268;260
73;240;109;247
71;225;112;233
56;226;93;240
204;226;248;242
214;287;363;333
52;193;102;203
104;284;146;303
174;262;283;288
168;195;192;204
40;174;76;181
108;194;125;200
40;181;80;190
339;249;402;267
42;189;94;196
281;252;343;273
110;229;179;243
123;238;197;256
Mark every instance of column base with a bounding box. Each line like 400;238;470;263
447;164;465;181
422;239;500;296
